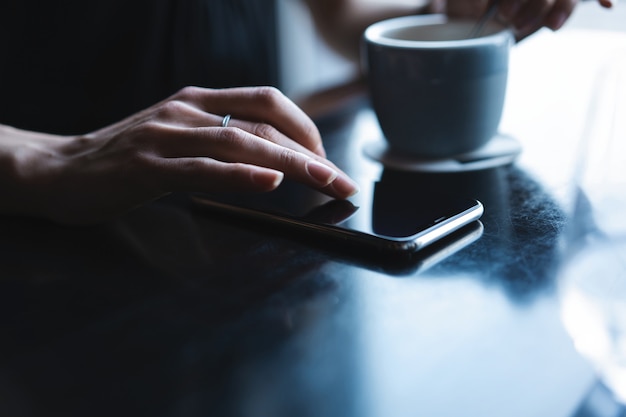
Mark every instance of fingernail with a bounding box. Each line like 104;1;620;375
251;169;284;190
306;160;338;187
330;175;360;199
601;0;613;8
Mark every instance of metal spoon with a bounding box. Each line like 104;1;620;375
467;0;499;38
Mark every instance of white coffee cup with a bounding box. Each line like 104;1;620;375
363;15;514;158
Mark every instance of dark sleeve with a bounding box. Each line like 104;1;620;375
0;0;279;134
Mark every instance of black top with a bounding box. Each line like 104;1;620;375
0;0;279;134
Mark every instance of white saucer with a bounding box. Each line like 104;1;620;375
363;133;522;173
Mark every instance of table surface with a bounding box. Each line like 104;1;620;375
2;3;625;417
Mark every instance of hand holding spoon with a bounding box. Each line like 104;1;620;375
468;0;499;38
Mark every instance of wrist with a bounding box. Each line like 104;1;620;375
0;124;68;218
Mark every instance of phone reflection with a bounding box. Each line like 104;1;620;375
301;199;359;225
373;165;567;302
193;176;484;276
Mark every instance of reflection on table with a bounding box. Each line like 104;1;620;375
2;3;626;417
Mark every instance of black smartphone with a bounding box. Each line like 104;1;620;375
191;177;483;256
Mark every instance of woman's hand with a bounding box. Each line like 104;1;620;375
0;86;359;224
444;0;613;40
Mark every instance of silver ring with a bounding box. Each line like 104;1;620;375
221;114;231;128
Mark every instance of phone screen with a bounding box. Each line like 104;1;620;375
192;175;483;255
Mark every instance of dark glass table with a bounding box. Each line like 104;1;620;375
2;5;625;416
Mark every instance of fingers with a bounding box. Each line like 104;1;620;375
153;157;286;193
542;0;577;30
148;90;324;160
456;0;581;39
447;0;489;18
224;117;325;161
506;0;574;34
172;86;326;157
510;0;557;35
135;112;342;177
130;86;358;199
142;124;359;199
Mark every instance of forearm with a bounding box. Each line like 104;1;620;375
304;0;434;62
